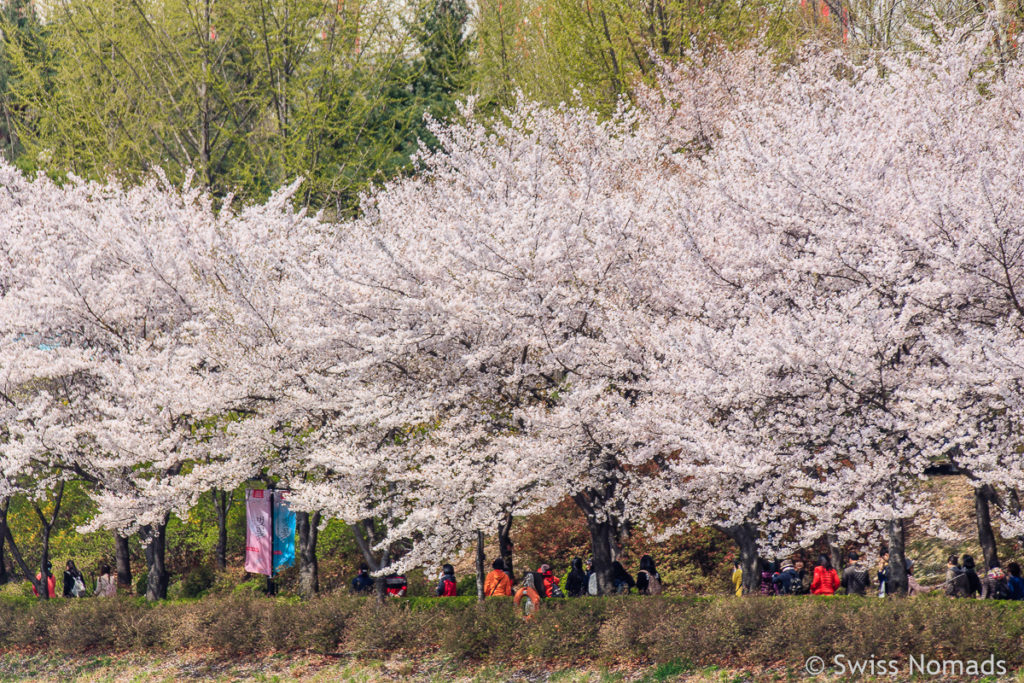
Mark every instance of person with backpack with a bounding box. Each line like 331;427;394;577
1006;562;1024;600
63;560;86;598
351;564;374;594
436;564;458;596
791;559;810;595
980;561;1010;600
772;560;801;595
636;555;663;595
565;557;588;597
811;554;840;595
536;564;562;598
961;554;982;598
583;559;597;595
611;560;636;594
841;551;871;596
384;574;408;597
95;564;117;598
484;558;512;597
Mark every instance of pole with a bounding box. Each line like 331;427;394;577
267;486;276;596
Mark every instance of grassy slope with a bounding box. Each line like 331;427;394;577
12;653;1021;683
0;653;750;683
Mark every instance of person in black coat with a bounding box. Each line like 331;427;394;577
63;560;85;598
961;554;982;598
351;563;374;594
565;557;588;597
611;560;636;593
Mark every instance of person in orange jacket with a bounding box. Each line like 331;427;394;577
32;561;56;598
484;558;512;597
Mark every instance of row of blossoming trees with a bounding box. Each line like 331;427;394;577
2;24;1023;600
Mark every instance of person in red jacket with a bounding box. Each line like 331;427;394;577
811;554;840;595
436;564;458;596
32;561;56;598
537;564;560;598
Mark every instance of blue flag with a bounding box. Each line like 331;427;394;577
272;491;296;574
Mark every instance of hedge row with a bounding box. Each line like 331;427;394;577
1;593;1022;669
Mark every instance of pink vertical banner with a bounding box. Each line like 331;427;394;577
245;489;273;576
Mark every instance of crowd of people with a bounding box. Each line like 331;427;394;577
23;549;1024;601
728;551;1024;600
350;555;664;598
29;560;117;599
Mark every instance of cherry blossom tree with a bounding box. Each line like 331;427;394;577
2;19;1023;601
0;165;232;598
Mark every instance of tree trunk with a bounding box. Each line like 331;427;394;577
115;533;132;592
351;518;390;604
140;515;170;601
886;518;908;596
213;488;229;571
0;499;9;586
297;511;321;597
28;481;65;600
582;514;615;595
720;522;761;595
3;520;47;598
475;529;485;602
39;524;52;600
975;484;1001;571
993;0;1011;67
827;532;843;574
572;478;623;596
497;511;515;581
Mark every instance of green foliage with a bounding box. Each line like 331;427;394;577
171;565;216;599
457;573;478;596
4;480;114;583
400;0;473;158
232;576;269;596
0;0;474;215
406;594;478;611
135;572;149;598
472;0;801;112
0;0;47;162
643;659;695;682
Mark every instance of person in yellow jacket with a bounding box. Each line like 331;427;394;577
732;561;743;596
484;558;512;597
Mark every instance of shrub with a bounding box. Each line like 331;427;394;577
440;598;523;659
520;598;607;660
1;591;1023;673
173;594;268;654
174;566;215;599
344;600;431;654
456;574;478;597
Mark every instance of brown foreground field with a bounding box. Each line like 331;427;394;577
3;593;1024;681
0;653;789;683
